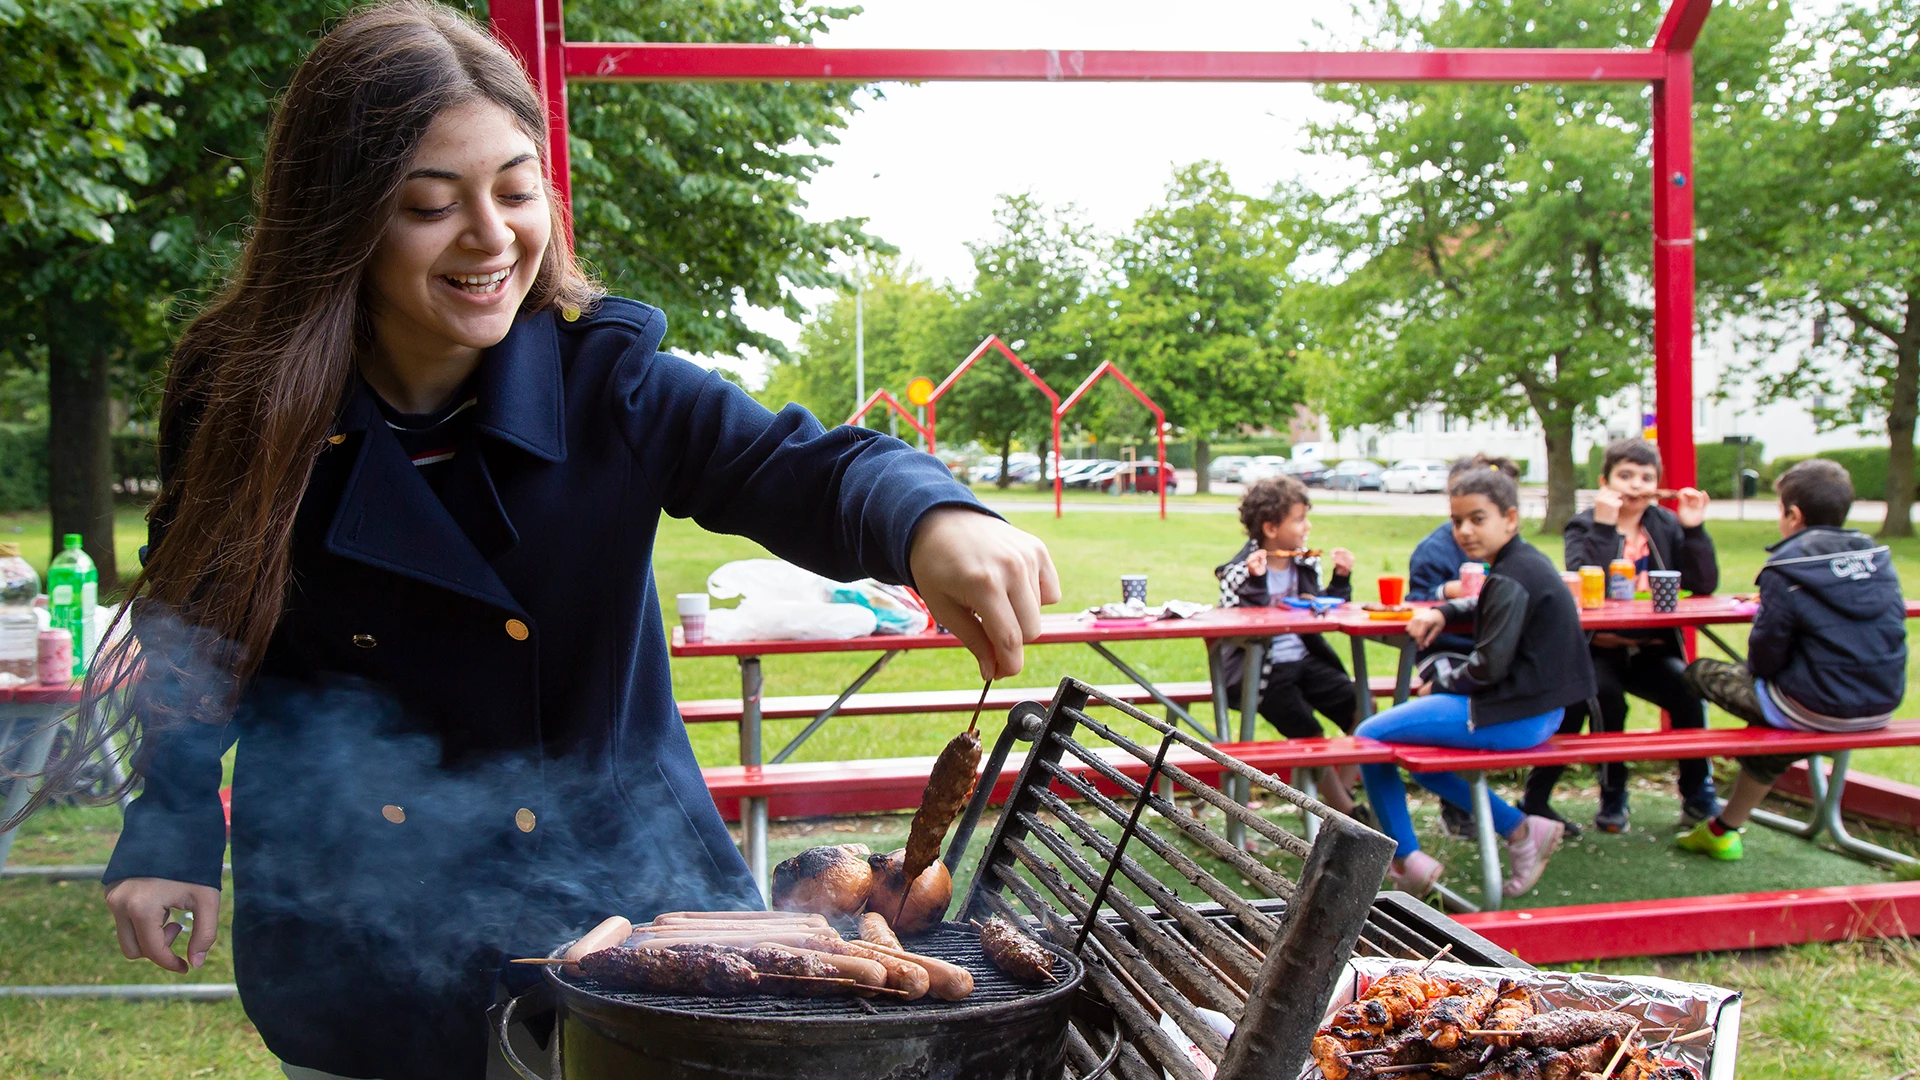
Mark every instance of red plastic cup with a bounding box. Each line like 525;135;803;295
1377;575;1406;607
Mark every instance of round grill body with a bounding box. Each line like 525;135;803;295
544;926;1085;1080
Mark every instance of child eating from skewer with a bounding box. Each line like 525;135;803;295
1356;468;1597;899
1217;476;1364;817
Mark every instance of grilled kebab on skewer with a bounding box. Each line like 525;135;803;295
976;917;1056;983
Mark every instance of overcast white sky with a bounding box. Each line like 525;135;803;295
717;1;1369;382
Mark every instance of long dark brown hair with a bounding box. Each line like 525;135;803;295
12;1;596;825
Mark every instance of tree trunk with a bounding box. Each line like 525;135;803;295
995;431;1014;490
46;303;120;592
1538;407;1578;535
1193;439;1211;496
1880;303;1918;538
1034;433;1051;493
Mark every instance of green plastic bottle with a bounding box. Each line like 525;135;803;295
48;534;97;677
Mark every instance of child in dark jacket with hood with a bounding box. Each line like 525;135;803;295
1528;438;1720;835
1681;459;1907;861
1218;476;1361;815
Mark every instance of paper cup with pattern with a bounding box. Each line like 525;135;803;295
676;592;711;644
1648;570;1682;613
1121;574;1148;604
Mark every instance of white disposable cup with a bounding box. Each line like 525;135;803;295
676;593;710;644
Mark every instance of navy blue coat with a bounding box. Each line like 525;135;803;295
1749;525;1907;721
102;298;983;1079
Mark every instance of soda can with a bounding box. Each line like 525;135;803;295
37;627;73;685
1607;558;1636;601
1562;571;1585;604
1578;565;1607;609
1458;562;1485;598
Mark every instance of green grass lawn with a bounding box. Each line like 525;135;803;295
2;506;1917;1077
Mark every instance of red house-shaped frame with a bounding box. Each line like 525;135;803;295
1057;361;1170;520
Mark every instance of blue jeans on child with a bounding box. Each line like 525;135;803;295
1355;694;1564;860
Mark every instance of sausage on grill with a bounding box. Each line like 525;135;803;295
858;912;902;950
977;917;1056;983
578;943;762;996
901;728;982;883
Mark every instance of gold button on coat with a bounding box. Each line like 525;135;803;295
504;619;530;641
352;634;377;649
515;808;536;833
561;307;581;322
381;805;406;824
327;433;347;445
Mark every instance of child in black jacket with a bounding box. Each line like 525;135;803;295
1680;459;1907;861
1357;468;1597;899
1218;476;1359;814
1526;439;1720;834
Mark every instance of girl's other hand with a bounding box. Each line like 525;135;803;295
909;509;1061;680
1674;487;1710;528
105;877;220;973
1329;548;1355;575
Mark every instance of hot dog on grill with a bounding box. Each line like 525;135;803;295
562;915;634;964
856;941;975;1001
630;931;828;951
801;934;931;1000
858;912;902;950
756;943;888;990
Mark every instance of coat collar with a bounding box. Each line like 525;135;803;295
334;310;567;464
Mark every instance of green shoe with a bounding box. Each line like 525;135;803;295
1677;820;1744;861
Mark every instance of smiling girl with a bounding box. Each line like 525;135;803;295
45;5;1057;1078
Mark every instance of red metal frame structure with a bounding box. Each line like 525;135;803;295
845;388;934;446
923;336;1064;516
1057;361;1170;520
488;0;1711;489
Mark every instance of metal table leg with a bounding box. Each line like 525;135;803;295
0;712;62;873
1227;644;1262;850
1086;641;1214;741
1392;637;1417;705
738;656;768;898
1297;769;1321;844
1468;772;1503;912
1751;751;1918;866
1208;642;1231;743
770;650;899;764
1349;635;1373;722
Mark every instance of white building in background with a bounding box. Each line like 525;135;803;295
1319;323;1881;481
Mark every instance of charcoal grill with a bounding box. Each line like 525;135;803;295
499;924;1120;1080
952;678;1510;1080
499;676;1522;1080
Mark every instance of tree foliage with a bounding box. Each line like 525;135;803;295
759;258;958;424
1090;162;1304;491
1301;0;1780;531
0;0;209;245
1698;0;1920;535
937;194;1094;484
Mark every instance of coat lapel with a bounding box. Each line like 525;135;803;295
324;384;525;614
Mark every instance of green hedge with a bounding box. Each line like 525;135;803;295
1764;446;1917;503
1695;440;1766;499
0;427;158;512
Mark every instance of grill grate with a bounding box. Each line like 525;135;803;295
956;679;1402;1080
556;924;1071;1021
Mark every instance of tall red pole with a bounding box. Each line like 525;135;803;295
1650;49;1696;490
541;0;574;232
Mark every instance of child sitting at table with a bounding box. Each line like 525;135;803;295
1680;459;1907;861
1408;453;1520;841
1525;439;1719;834
1357;467;1597;898
1218;476;1361;815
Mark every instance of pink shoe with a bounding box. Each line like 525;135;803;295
1387;851;1445;897
1503;815;1565;898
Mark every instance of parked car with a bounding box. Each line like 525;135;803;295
1099;461;1179;495
1291;459;1332;487
1207;455;1253;483
1049;458;1104;483
1328;459;1386;491
1068;460;1125;489
1381;458;1450;493
1240;455;1291;482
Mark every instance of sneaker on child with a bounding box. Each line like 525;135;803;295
1388;851;1445;897
1502;815;1565;898
1676;819;1744;861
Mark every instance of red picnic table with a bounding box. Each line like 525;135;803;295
0;681;96;874
670;605;1344;888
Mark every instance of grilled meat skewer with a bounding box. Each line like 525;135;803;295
900;725;984;886
977;917;1056;983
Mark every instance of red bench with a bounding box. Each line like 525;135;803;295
701;735;1393;822
678;676;1420;725
1388;720;1920;910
